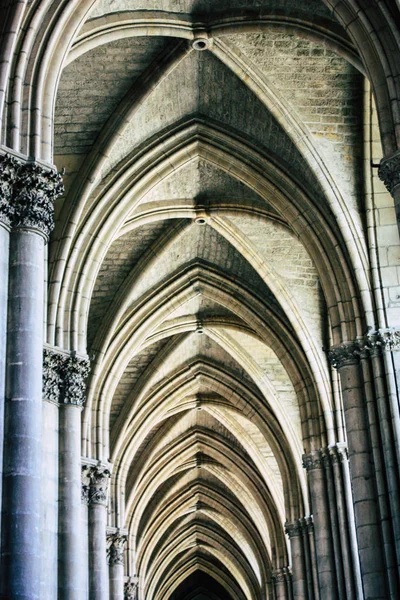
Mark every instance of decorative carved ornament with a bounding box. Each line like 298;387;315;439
285;520;302;538
125;578;139;600
302;451;323;472
271;568;286;584
0;154;18;227
379;149;400;195
88;465;111;506
42;349;90;406
107;533;127;566
299;516;314;533
0;154;64;238
81;465;91;505
328;342;360;369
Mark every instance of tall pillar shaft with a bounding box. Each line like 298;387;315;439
53;353;90;600
59;405;84;597
272;568;289;600
285;521;307;600
88;465;111;600
0;222;10;548
328;445;356;600
0;160;62;599
329;344;387;599
107;533;127;600
302;452;337;599
1;229;45;599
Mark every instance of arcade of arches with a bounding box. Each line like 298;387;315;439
1;1;400;599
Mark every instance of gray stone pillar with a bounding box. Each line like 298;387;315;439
88;464;111;600
81;467;90;598
300;517;318;600
271;568;289;600
107;532;127;600
0;154;15;552
328;445;357;600
46;351;90;600
285;521;307;600
329;343;388;600
302;451;337;600
0;161;63;600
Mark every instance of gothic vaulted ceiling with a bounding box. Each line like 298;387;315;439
49;0;366;598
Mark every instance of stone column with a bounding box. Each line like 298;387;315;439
81;467;91;599
57;352;90;599
107;532;127;600
88;464;111;600
300;517;318;600
302;451;337;599
329;343;388;600
1;161;63;599
285;521;307;600
328;445;356;600
0;154;16;551
271;568;289;600
321;448;345;599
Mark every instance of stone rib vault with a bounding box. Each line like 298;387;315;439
1;1;400;599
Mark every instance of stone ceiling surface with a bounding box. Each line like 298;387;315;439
51;1;364;597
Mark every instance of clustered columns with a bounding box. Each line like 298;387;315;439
107;531;128;600
300;446;359;600
0;154;63;599
43;349;90;599
329;336;400;599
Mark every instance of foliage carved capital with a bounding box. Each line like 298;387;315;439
302;450;323;471
43;349;90;406
88;464;111;506
12;161;63;238
0;154;18;228
328;342;360;369
107;533;127;566
379;149;400;195
285;520;302;538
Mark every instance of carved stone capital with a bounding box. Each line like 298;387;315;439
88;464;111;506
302;450;323;472
377;328;400;352
271;568;286;584
379;149;400;195
43;349;65;403
43;349;90;406
299;515;314;533
125;578;139;600
328;342;360;369
0;154;18;228
12;162;63;238
63;354;90;407
285;520;302;538
81;464;91;505
107;533;127;566
328;443;348;465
